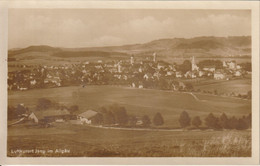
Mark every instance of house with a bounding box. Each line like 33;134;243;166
30;79;37;85
203;66;216;72
132;82;136;88
175;72;182;78
214;69;226;80
28;112;38;123
199;71;205;77
78;110;98;124
31;109;71;124
227;61;236;69
214;72;225;80
234;71;242;77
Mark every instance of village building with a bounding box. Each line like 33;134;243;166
191;56;199;71
29;109;71;124
203;66;216;72
77;110;99;125
214;72;225;80
227;61;236;69
234;71;242;77
175;72;182;78
199;71;205;77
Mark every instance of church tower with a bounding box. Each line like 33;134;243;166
130;56;134;65
192;56;198;71
153;52;156;62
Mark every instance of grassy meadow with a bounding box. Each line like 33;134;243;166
8;85;251;157
8;123;251;157
8;85;251;127
194;79;251;95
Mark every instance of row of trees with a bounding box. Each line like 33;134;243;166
92;104;164;127
179;111;251;130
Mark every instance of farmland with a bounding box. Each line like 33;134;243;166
194;79;251;95
7;123;251;157
8;85;251;127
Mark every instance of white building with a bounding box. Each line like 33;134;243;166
234;71;242;77
191;56;199;71
214;72;225;80
153;52;156;62
78;110;98;125
130;56;134;65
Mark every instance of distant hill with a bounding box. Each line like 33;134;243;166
62;36;251;58
8;45;62;56
8;36;251;60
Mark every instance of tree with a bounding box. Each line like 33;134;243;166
68;105;79;114
245;113;252;128
113;106;128;125
142;115;151;127
236;118;249;130
179;60;192;73
228;116;238;129
16;104;27;115
192;116;202;128
205;113;220;129
219;113;229;129
103;111;115;125
153;112;164;126
8;106;16;120
179;111;191;128
158;78;169;90
108;104;128;125
36;98;52;111
185;83;194;91
91;113;103;125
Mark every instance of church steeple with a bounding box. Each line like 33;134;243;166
192;56;198;71
153;52;156;62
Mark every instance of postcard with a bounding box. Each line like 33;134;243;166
0;0;259;165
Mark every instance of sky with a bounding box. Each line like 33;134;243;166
8;9;251;49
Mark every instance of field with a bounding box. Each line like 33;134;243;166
8;85;252;157
194;79;251;95
8;85;251;127
7;123;251;157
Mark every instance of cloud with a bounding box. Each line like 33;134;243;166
82;35;124;47
8;9;251;48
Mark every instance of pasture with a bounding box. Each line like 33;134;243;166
8;85;251;127
194;79;251;95
7;123;251;157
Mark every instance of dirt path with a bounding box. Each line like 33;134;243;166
8;117;25;126
87;124;211;132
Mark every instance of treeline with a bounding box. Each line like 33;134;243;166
179;111;251;130
91;104;164;127
195;89;252;100
8;98;80;120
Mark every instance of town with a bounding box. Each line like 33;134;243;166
8;53;251;96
